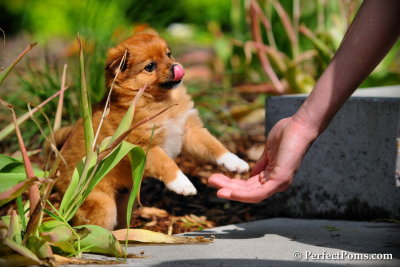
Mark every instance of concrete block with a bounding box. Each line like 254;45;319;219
264;85;400;219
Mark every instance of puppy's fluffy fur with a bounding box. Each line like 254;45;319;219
56;31;248;230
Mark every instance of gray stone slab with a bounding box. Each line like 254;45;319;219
66;218;400;267
264;85;400;219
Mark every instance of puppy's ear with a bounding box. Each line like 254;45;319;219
105;47;128;76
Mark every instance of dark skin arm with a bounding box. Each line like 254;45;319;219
209;0;400;203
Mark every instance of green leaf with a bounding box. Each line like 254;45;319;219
8;210;22;244
126;147;146;228
88;141;137;193
39;220;76;255
0;172;47;194
42;209;62;221
0;154;47;194
26;236;53;260
59;155;97;222
124;146;146;257
74;225;124;257
60;140;142;222
0;154;18;170
16;196;27;230
0;178;37;207
107;85;146;146
77;35;94;156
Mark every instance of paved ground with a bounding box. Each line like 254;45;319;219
71;218;400;267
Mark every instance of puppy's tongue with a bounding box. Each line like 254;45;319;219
173;64;185;81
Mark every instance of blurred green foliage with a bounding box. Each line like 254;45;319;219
0;0;399;152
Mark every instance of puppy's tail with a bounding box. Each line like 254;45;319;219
45;126;74;156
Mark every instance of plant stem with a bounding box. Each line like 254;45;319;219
0;86;69;142
53;64;68;132
0;43;36;86
77;34;94;156
93;50;128;149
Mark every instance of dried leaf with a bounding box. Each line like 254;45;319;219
138;207;169;219
112;229;213;244
53;254;121;265
3;238;43;265
0;253;41;267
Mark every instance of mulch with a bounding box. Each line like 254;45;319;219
130;123;273;234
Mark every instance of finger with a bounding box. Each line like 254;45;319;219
219;180;284;203
208;174;250;190
250;148;268;176
209;174;262;189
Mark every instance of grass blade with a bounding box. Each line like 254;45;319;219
93;50;128;148
273;0;298;57
99;103;176;162
16;196;27;231
77;34;94;155
8;210;22;244
0;100;40;215
0;27;5;71
0;43;36;86
249;0;285;93
0;86;69;142
107;84;147;147
53;64;68;132
125;146;146;256
299;24;333;60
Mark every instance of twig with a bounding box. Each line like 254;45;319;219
272;0;298;56
93;50;128;149
264;0;278;50
28;104;67;168
293;0;300;58
0;27;5;71
0;42;36;86
0;85;69;141
97;104;177;163
0;99;40;216
53;64;68;132
250;0;285;93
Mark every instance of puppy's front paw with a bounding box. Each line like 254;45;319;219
217;152;249;173
166;171;197;196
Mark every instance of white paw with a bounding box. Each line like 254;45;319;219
166;171;197;196
216;152;249;173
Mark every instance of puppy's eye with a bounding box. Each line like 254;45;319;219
144;62;156;72
167;52;172;58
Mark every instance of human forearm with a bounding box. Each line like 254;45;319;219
294;0;400;136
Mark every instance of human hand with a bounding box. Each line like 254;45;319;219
209;117;317;203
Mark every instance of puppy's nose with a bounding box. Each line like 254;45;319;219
172;64;185;81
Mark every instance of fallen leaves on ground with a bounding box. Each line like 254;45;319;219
112;228;213;244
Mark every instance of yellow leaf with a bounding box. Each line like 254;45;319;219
112;229;213;244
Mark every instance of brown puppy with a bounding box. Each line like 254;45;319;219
56;31;248;230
